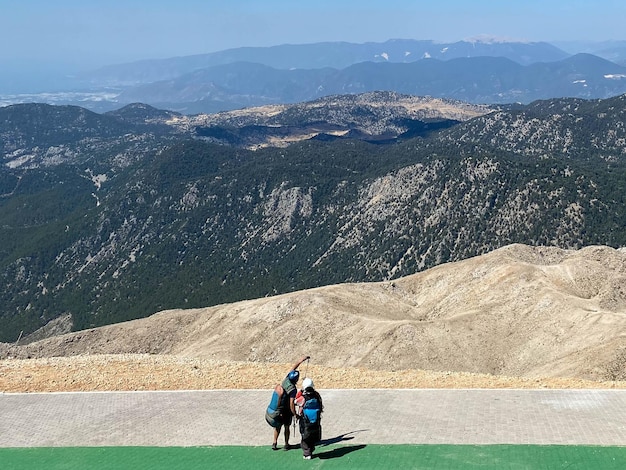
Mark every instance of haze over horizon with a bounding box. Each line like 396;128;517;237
3;1;626;66
1;0;626;94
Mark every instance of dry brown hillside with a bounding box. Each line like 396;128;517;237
2;244;626;392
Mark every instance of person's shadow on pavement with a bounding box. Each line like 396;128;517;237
319;429;368;446
315;444;367;460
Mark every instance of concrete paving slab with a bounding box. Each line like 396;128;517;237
1;389;625;448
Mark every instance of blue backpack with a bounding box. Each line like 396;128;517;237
302;394;321;424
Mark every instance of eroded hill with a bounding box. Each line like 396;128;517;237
3;244;625;390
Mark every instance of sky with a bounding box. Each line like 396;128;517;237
1;0;626;72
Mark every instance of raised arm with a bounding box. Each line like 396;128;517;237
290;355;310;371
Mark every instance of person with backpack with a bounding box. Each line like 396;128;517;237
265;355;310;451
295;377;323;460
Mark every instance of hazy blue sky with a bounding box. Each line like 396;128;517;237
2;0;625;70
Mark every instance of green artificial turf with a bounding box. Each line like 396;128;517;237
2;444;625;470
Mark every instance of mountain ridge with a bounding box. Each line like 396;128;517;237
5;39;625;113
83;39;570;87
1;93;626;343
115;54;626;113
4;244;625;383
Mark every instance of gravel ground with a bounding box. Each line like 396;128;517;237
2;354;625;393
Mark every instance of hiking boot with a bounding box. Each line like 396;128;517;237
303;455;312;460
271;443;278;451
283;444;290;451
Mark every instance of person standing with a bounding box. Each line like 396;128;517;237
296;377;323;460
265;355;310;450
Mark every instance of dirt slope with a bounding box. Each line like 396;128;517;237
2;244;626;391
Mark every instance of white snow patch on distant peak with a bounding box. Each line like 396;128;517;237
405;51;411;57
605;74;626;80
441;47;449;53
423;52;432;59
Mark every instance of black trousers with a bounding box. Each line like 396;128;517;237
299;420;321;457
301;438;315;457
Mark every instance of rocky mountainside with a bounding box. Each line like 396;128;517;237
440;95;626;161
188;92;493;148
4;244;626;384
1;94;626;342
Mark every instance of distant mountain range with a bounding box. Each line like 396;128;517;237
82;39;571;86
3;39;626;113
114;53;626;113
1;93;625;342
555;39;626;66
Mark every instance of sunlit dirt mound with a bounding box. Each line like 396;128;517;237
2;244;626;391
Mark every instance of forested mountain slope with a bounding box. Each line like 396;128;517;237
1;94;625;341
